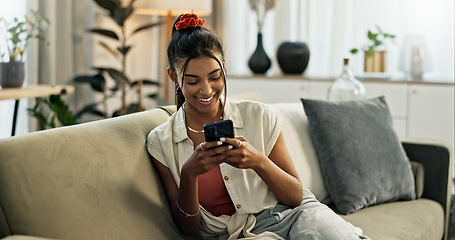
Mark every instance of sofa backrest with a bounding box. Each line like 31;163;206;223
0;98;327;240
0;107;193;240
267;103;329;202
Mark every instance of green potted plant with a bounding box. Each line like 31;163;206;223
74;0;163;119
350;25;396;73
0;10;49;88
28;94;80;128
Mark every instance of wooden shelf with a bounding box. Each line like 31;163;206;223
0;84;75;101
228;75;455;86
0;84;75;136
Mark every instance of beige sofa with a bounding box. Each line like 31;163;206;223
0;94;452;240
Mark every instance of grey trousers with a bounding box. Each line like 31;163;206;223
239;189;369;240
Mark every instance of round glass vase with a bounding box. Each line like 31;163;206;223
328;58;366;101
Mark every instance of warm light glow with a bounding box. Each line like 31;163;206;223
133;0;212;16
134;8;211;16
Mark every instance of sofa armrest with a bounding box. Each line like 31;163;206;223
1;236;57;240
410;161;424;199
400;137;453;239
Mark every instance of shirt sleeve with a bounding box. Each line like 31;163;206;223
146;128;168;168
261;103;283;157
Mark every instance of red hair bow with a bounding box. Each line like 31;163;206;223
175;13;205;30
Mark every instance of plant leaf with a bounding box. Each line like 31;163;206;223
48;95;79;126
112;107;127;117
112;103;141;117
89;28;119;40
105;68;130;86
74;75;96;83
27;100;49;127
384;33;396;39
93;67;107;72
48;115;56;128
110;83;120;91
90;74;106;92
94;0;120;11
367;48;375;57
110;6;134;27
76;103;105;118
131;79;160;87
375;25;383;35
98;41;118;57
132;22;162;35
367;31;377;41
117;46;131;55
74;74;106;92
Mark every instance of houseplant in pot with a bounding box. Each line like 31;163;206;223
74;0;163;118
0;10;49;88
350;25;396;73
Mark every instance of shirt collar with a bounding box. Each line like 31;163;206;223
172;106;188;143
172;98;245;144
224;98;245;129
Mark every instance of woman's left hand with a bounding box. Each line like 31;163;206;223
220;136;268;170
222;133;304;207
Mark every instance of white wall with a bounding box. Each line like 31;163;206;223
0;0;29;138
215;0;454;82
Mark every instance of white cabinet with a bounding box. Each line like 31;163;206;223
308;81;332;100
407;84;454;145
227;76;454;147
363;82;408;137
227;78;310;103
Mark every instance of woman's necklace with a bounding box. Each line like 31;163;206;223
186;115;223;134
187;125;205;134
185;101;224;134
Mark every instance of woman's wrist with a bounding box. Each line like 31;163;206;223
180;163;199;182
251;155;273;173
176;200;200;218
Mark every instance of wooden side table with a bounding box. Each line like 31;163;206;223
0;85;75;136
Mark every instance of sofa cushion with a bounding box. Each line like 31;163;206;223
301;97;416;214
267;103;329;202
339;198;444;240
0;109;194;240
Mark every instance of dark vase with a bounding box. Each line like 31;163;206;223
277;42;310;74
248;33;271;74
0;62;25;88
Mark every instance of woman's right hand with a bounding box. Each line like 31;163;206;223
181;141;233;179
173;141;232;234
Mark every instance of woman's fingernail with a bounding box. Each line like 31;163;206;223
228;145;233;149
217;141;223;145
220;137;226;142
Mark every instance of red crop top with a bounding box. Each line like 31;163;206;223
198;166;236;216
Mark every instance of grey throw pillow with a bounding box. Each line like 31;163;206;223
301;96;416;215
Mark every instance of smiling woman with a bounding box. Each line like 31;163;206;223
175;57;225;119
146;13;370;239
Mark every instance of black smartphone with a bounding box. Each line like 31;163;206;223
204;119;234;142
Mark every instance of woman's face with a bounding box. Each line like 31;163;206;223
175;55;225;116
